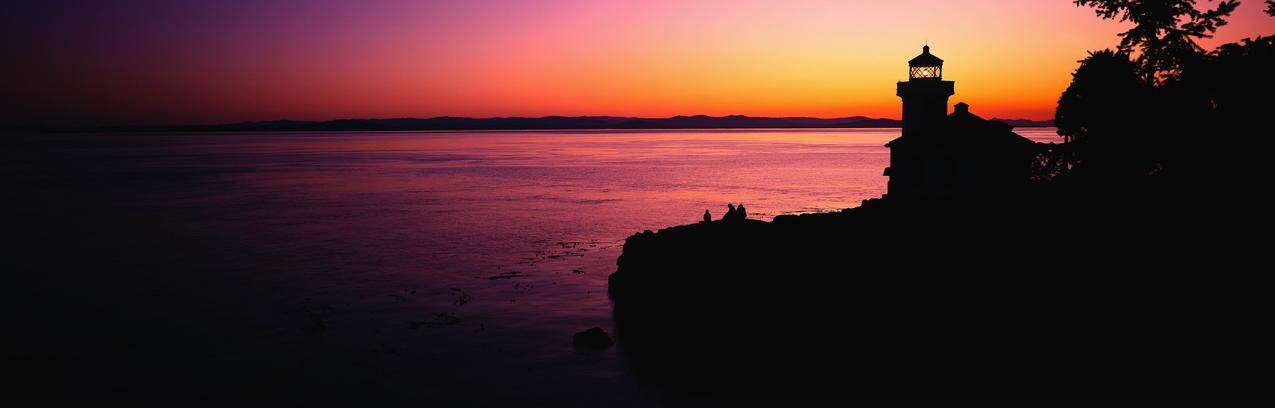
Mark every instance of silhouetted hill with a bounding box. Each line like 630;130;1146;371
989;118;1054;127
608;115;901;129
829;117;906;127
69;115;907;133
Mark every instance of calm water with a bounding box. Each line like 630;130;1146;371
12;128;1059;404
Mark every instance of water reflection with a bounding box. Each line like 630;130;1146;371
12;128;1059;404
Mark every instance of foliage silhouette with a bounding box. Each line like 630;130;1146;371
1201;35;1275;128
1053;50;1160;179
1053;1;1275;182
1075;0;1239;84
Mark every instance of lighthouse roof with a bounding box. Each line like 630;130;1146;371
909;45;944;67
886;103;1035;151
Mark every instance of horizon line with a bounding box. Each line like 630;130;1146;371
6;113;1055;132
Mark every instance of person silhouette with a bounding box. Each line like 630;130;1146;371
703;209;712;223
726;204;736;220
737;203;747;220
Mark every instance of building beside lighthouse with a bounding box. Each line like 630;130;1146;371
884;45;1037;199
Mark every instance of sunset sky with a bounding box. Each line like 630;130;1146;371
3;0;1272;126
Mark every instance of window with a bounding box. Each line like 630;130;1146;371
910;66;941;79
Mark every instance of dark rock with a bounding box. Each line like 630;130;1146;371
606;188;1224;404
572;327;613;349
449;287;471;306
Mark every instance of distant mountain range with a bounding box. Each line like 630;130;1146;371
59;115;1052;133
989;118;1056;128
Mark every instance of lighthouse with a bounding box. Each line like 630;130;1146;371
885;45;1037;199
897;45;955;137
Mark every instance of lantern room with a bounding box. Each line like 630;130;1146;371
908;45;944;80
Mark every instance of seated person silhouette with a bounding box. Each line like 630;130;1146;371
726;204;737;221
737;204;747;220
703;209;712;223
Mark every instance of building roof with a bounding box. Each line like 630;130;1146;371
886;103;1036;151
908;45;944;67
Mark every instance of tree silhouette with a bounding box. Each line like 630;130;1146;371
1267;0;1275;16
1187;35;1275;141
1054;50;1158;178
1075;0;1239;84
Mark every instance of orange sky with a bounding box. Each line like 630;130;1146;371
3;0;1272;125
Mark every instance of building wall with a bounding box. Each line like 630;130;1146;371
896;80;954;137
887;147;1033;198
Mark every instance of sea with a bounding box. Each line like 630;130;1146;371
7;127;1060;405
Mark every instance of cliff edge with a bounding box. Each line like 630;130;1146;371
606;188;1247;404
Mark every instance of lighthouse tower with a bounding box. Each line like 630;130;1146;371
896;45;954;137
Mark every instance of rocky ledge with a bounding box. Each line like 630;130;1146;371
605;189;1245;404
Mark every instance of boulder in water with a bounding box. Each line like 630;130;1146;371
573;327;614;349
